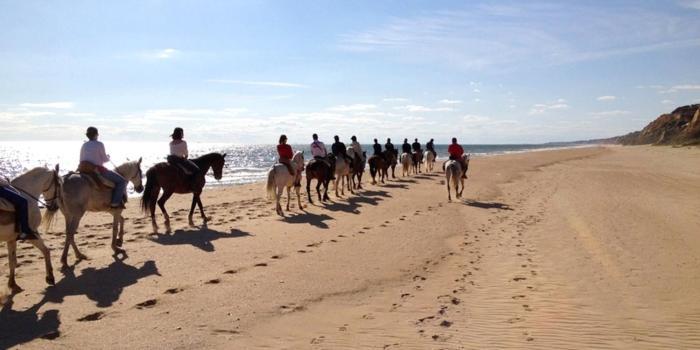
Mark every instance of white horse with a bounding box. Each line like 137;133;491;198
400;152;413;177
334;155;353;197
0;166;59;292
44;159;143;268
444;154;470;201
424;150;435;172
265;151;304;216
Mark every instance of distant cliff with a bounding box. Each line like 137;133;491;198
618;104;700;146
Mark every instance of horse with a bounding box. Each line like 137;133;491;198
386;150;398;178
0;166;59;293
444;154;471;201
412;151;423;174
141;152;226;235
305;156;333;204
347;147;366;190
368;154;389;185
400;152;413;177
43;160;144;268
265;151;304;216
333;155;353;197
424;150;436;172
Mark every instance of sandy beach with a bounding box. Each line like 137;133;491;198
1;145;699;349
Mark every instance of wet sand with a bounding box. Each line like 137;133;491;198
1;145;699;349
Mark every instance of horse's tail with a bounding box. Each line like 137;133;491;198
265;168;276;200
141;168;159;214
368;158;377;177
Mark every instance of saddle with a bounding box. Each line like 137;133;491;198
75;162;115;189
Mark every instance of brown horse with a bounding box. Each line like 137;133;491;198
305;156;333;203
412;151;423;174
348;148;366;190
386;150;398;178
141;152;226;234
368;154;389;184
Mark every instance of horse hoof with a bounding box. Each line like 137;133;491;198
76;253;88;261
115;238;123;247
9;283;23;294
46;275;56;286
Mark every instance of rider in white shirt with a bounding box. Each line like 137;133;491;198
350;135;365;162
310;133;328;159
79;127;127;208
167;127;201;188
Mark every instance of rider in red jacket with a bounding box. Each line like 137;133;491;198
448;138;468;179
277;135;295;176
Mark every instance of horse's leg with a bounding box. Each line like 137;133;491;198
158;191;174;233
188;194;197;226
29;238;55;286
117;214;125;247
61;216;71;268
334;177;339;197
447;174;452;202
69;216;87;261
285;185;291;212
276;186;283;216
295;183;303;210
149;186;160;234
316;179;323;202
195;194;208;224
306;177;314;204
7;240;21;293
111;213;126;256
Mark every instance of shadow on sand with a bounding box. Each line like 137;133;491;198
0;259;160;348
284;212;334;229
150;228;251;252
463;200;513;211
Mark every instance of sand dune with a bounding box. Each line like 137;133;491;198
1;146;699;349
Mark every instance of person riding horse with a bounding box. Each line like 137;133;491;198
386;138;398;158
310;133;334;179
167;127;201;190
372;138;386;162
412;138;422;153
79;126;127;209
0;177;38;240
277;135;298;182
350;136;365;163
448;137;468;179
401;138;412;154
426;138;437;160
332;135;353;168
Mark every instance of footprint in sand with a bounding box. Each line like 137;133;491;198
254;263;268;267
513;277;527;282
136;299;158;309
164;288;184;294
297;250;309;254
205;279;221;284
77;311;104;322
270;255;283;259
223;269;238;274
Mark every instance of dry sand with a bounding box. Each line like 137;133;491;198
1;145;699;349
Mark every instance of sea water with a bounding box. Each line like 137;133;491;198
0;141;587;194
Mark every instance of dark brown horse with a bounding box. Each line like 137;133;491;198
386;150;398;178
305;156;333;203
141;152;226;234
368;154;389;184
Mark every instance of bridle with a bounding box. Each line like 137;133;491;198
43;170;61;211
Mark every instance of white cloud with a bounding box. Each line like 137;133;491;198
680;0;700;10
438;99;462;104
473;88;481;93
326;104;377;112
589;110;630;117
207;79;309;88
661;99;675;105
463;114;491;123
394;105;453;112
157;48;179;59
139;48;180;60
63;112;96;117
20;102;74;109
529;101;570;115
597;95;616;101
383;97;409;102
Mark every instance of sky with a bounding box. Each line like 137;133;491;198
1;0;700;144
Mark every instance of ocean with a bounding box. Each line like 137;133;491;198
0;141;588;194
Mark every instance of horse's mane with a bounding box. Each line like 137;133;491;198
192;152;223;162
115;159;140;174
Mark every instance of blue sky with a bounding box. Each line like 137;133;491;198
1;0;700;144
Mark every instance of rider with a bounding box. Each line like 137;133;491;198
350;135;364;163
448;137;468;179
412;138;422;153
332;135;353;167
311;133;334;180
0;177;39;240
426;138;437;159
276;134;295;176
401;138;412;154
385;138;397;158
167;127;201;187
79;127;127;209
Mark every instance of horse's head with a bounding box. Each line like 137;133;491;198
42;164;62;212
293;151;305;170
117;158;144;193
212;153;226;180
463;153;471;164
